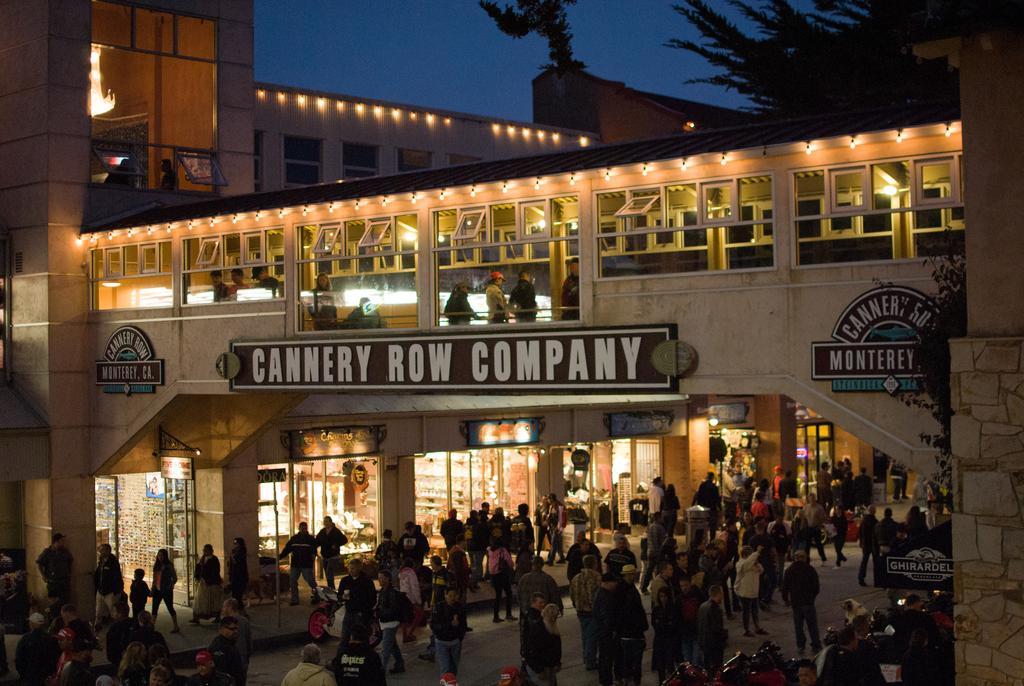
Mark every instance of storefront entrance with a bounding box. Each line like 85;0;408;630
94;472;197;605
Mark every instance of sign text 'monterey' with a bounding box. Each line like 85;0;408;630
229;325;677;393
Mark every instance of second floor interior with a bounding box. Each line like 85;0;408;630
75;112;964;336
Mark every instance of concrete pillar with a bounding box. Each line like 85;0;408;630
684;415;711;506
754;395;797;478
0;482;23;548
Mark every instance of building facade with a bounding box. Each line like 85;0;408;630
0;0;964;618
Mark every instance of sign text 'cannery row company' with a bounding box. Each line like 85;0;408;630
224;326;679;392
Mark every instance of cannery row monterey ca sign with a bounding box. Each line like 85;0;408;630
96;326;165;396
812;285;936;396
220;325;685;393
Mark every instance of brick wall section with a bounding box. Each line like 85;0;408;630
951;337;1024;685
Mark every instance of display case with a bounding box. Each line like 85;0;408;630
415;453;449;539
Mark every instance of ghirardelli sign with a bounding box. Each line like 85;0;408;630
811;286;936;395
96;326;164;396
225;325;679;393
885;547;953;583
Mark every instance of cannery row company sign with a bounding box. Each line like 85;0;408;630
811;286;936;396
222;325;680;393
96;326;164;396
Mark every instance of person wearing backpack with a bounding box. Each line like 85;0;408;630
374;569;406;675
487;535;516;623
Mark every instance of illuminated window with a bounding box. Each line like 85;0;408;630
182;228;285;305
90;241;173;310
297;214;418;331
433;197;579;326
794;154;963;265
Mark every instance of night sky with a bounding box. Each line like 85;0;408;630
253;1;758;122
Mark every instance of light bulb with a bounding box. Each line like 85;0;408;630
708;417;719;427
849;136;857;149
355;199;361;210
381;196;388;206
805;142;813;155
297;94;306;105
147;226;154;235
75;237;82;246
502;181;509;193
534;177;542;190
187;220;194;230
439;189;447;200
507;125;516;135
127;228;134;236
470;185;477;198
411;192;418;203
552;132;560;142
642;163;649;176
317;97;325;109
680;158;688;170
356;103;365;113
232;214;239;224
945;123;953;137
604;168;612;181
881;184;898;196
896;129;904;143
579;136;589;147
523;128;531;139
569;173;576;186
444;117;451;125
328;203;335;213
720;152;727;165
538;130;546;140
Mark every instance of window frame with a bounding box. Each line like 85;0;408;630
520;201;550;240
912;156;961;207
701;181;736;225
613;193;661;219
91;2;218;63
357;218;394;249
282;135;322;187
311;225;342;257
175;150;227;186
181;226;285;306
341;141;379;179
89;240;174;310
139;242;160;274
193;237;221;269
396;147;432;172
828;167;868;214
453;208;488;243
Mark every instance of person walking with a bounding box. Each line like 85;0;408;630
487;535;516;623
282;644;337;686
14;612;59;686
694;473;722;535
593;573;621;686
373;529;400;581
467;513;489;585
649;477;665;524
534;497;550;557
523;596;562;685
191;544;223;624
150;549;180;633
440;510;465;551
767;513;792;590
398;557;422;644
227;538;249;609
93;544;123;628
734;546;767;637
677;574;705;666
566;533;601;581
545;494;567;564
698;585;728;671
604;533;638;578
36;533;73;618
661;484;681;536
799;494;828;564
315;517;348;590
781;550;822;655
616;565;648;685
831;504;849;567
817;462;835;510
280;522;318;605
651;585;681;682
508;270;538;323
854;468;873;508
331;624;386;685
430;589;467;677
569;554;601;672
640;511;667;594
335;559;377;649
208;616;245;686
374;569;406;675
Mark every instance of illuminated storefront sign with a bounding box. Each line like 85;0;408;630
605;411;675;437
811;286;935;395
461;418;542;447
96;326;164;395
160;456;193;480
225;325;679;393
286;426;384;460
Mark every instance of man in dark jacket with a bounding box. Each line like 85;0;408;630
187;651;233;686
14;612;59;686
604;533;637;579
781;550;822;654
374;569;405;674
332;624;386;685
854;468;874;507
509;271;538;322
126;611;167;651
698;585;728;670
315;517;348;590
876;508;897;552
566;534;601;581
429;590;467;675
208;616;245;686
93;543;123;627
440;510;465;550
105;603;133;669
58;635;95;686
336;559;377;649
510;503;535;554
616;565;648;684
593;573;621;686
522;593;548;669
640;512;667;594
443;281;476;326
467;513;490;585
280;521;318;604
36;533;73;616
694;473;722;534
858;505;879;586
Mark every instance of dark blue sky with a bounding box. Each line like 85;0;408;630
253;1;754;122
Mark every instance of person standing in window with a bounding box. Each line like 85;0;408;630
443;282;475;326
252;266;280;297
560;258;579;320
485;272;508;324
159;159;176;190
508;270;537;323
226;269;248;299
309;273;337;329
209;271;229;303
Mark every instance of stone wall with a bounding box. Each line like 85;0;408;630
951;337;1024;685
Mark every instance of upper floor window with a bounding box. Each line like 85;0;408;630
297;214;418;331
447;153;481;166
434;196;579;326
794;155;963;265
597;174;773;277
90;2;218;191
284;136;321;186
397;148;431;172
90;241;173;309
182;228;284;305
342;143;378;179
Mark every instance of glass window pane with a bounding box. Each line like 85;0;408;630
795;171;824;217
871;161;910;210
160;241;172;272
222;233;240;267
140;244;158;273
704;183;732;221
397;148;431;172
739;176;772;221
92;1;131;47
666;184;698;227
284;137;321;162
522;204;548;238
285;163;319;186
266;229;284;265
106;248;122;276
832;170;864;210
123;245;139;275
454;209;486;242
919;160;953;202
177;15;215;59
135;8;174;53
342;142;377;177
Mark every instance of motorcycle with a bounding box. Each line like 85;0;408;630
307;586;381;646
661;643;791;686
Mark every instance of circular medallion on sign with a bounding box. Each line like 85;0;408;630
570;448;591;471
351;463;369;491
215;352;241;380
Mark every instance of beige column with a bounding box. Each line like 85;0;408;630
754;395;797;478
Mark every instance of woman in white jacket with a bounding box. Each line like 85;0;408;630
734;545;768;637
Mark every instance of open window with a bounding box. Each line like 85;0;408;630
614;192;660;219
242;231;263;264
194;237;220;268
176;151;227;186
358;218;393;249
520;202;549;240
702;182;734;223
92;143;144;178
453;208;487;242
829;167;867;213
311;226;342;256
913;157;960;206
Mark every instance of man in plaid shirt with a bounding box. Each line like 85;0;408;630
569;554;602;672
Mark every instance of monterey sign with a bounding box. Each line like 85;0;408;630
96;326;164;396
812;286;936;395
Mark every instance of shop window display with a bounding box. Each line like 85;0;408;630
182;228;284;304
90;241;173;309
257;464;292;567
434;196;579;325
297;215;418;330
291;459;378;555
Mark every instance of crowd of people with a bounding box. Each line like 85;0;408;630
7;464;952;686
